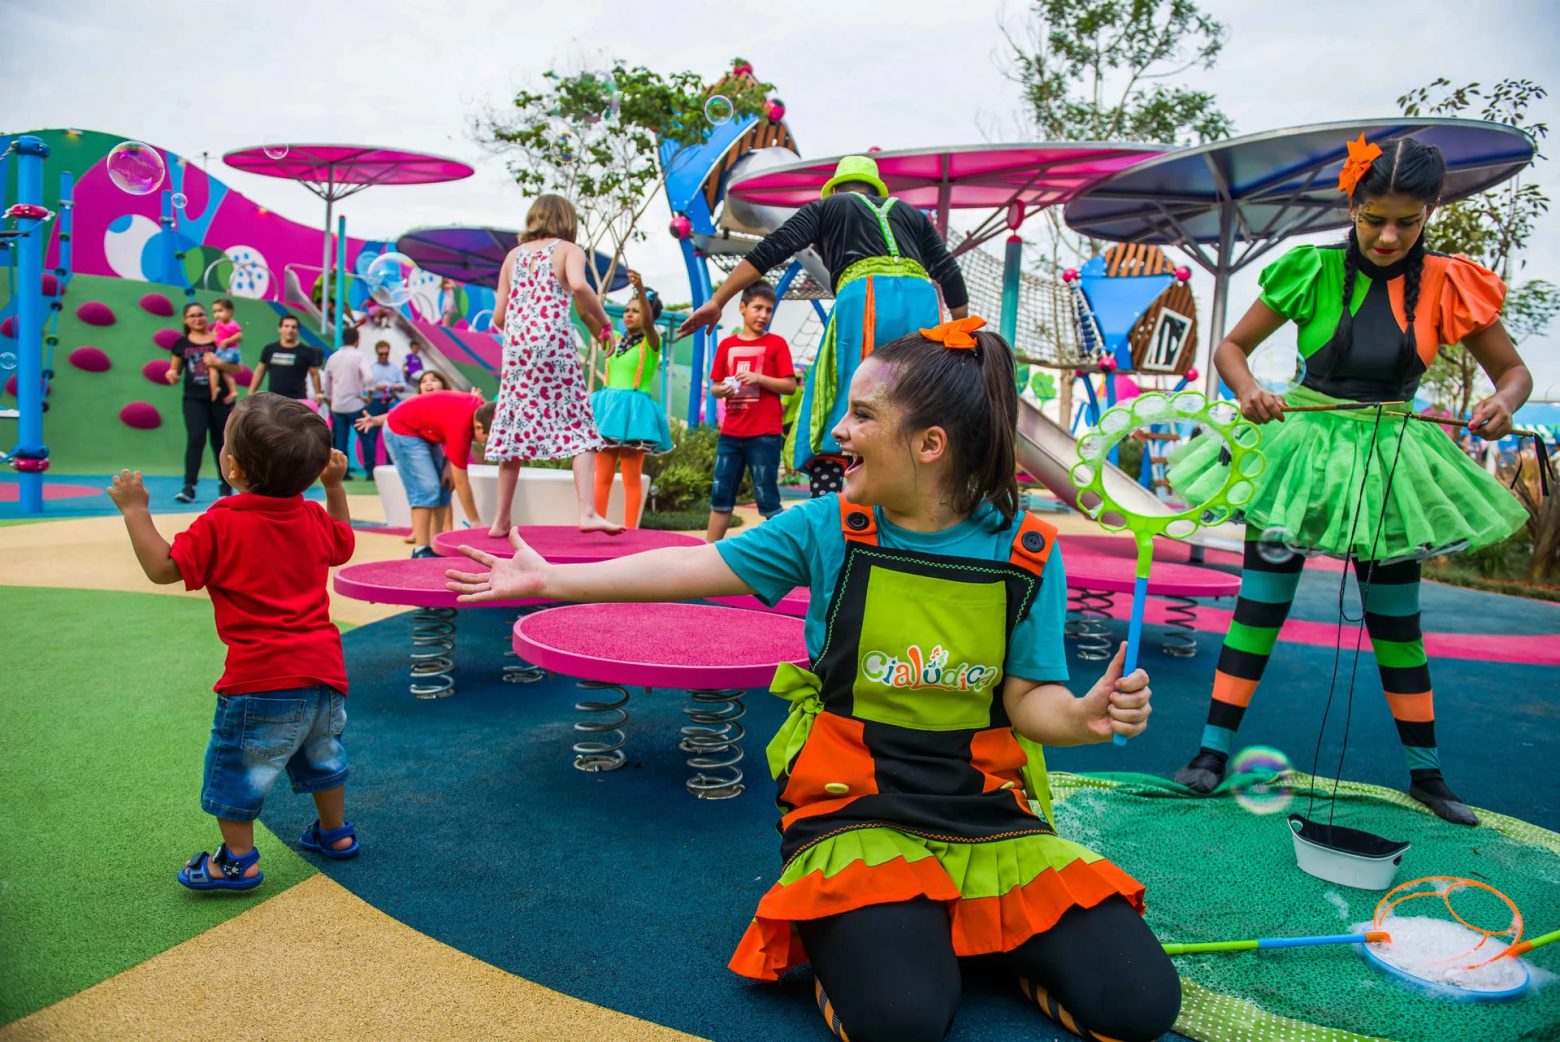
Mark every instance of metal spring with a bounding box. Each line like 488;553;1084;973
680;688;747;799
409;606;456;699
572;680;630;772
1067;588;1115;661
1161;594;1200;657
504;614;546;683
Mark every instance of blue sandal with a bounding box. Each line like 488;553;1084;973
300;820;360;860
177;843;263;891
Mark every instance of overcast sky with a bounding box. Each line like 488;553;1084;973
6;0;1558;398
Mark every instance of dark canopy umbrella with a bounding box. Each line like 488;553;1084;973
1063;118;1536;393
395;225;630;293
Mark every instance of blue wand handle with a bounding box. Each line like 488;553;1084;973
1114;544;1152;747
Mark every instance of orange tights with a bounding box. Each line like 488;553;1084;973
593;448;646;528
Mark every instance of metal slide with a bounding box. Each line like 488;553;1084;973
1015;397;1244;552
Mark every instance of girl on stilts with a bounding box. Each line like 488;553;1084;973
1170;135;1534;825
591;270;672;528
450;319;1181;1042
486;195;623;536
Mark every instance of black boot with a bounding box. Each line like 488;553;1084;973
1173;748;1228;793
1408;770;1478;826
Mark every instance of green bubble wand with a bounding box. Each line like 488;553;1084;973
1068;391;1268;745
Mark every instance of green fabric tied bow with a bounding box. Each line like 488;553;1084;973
766;661;825;781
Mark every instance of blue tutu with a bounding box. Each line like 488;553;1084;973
591;388;673;453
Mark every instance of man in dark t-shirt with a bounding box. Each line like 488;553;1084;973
248;315;324;403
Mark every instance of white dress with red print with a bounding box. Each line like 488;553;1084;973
484;242;604;462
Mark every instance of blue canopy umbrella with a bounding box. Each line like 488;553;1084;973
395;225;630;293
1063;118;1536;396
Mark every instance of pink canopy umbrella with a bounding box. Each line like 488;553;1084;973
726;142;1161;253
223;144;475;330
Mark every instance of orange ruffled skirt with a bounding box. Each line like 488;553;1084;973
729;825;1145;981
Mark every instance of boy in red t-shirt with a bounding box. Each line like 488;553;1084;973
107;392;360;892
706;283;797;541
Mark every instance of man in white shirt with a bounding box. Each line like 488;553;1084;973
361;340;404;477
322;327;373;479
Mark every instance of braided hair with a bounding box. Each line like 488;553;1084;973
1337;137;1446;364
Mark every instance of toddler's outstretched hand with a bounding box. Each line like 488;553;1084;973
107;469;150;513
446;527;548;603
1078;643;1151;743
320;450;349;488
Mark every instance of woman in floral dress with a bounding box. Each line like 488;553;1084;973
487;195;621;535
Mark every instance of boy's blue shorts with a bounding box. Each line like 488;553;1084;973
200;685;348;822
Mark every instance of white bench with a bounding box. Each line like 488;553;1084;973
373;463;646;528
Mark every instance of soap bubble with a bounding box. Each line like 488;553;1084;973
171;192;188;210
0;352;16;370
1257;526;1302;565
106;141;165;195
261;141;290;161
471;309;495;332
551;128;582;165
1230;745;1293;815
1249;341;1307;395
703;94;734;126
365;252;415;307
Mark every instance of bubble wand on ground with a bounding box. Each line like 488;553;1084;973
1163;931;1390;955
1067;391;1267;745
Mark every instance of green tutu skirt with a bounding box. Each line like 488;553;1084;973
1166;385;1527;560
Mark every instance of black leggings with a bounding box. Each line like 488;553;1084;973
798;896;1180;1042
182;396;231;488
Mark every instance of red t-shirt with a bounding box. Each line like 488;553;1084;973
169;494;355;695
386;390;483;468
710;333;795;438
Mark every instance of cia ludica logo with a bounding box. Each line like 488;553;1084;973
861;644;998;693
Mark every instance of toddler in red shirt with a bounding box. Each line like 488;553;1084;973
706;283;796;541
107;392;360;892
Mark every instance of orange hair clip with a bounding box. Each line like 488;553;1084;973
920;315;986;349
1338;134;1383;197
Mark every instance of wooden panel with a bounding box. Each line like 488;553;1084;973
1105;243;1173;277
1128;282;1199;375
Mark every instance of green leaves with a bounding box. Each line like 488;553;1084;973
1007;0;1233;145
476;59;773;287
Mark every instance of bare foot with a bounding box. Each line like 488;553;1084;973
578;513;625;535
402;534;416;544
487;519;512;539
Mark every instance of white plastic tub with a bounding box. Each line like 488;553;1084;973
1288;814;1409;891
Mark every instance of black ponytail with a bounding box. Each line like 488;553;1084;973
873;328;1021;525
1339;137;1446;362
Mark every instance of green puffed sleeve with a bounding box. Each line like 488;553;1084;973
1257;245;1325;325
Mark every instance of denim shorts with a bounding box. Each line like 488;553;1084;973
385;430;451;508
711;433;783;516
200;685;348;822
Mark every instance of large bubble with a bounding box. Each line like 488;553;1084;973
365;252;415;307
106;141;165;195
1257;525;1302;565
1230;745;1294;815
703;94;734;126
1249;340;1307;395
0;352;16;370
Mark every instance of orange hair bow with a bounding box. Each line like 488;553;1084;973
920;315;986;349
1337;134;1383;197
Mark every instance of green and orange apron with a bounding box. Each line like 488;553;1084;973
730;500;1144;980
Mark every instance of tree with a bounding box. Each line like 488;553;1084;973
1399;77;1553;416
477;59;771;299
1001;0;1236;272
